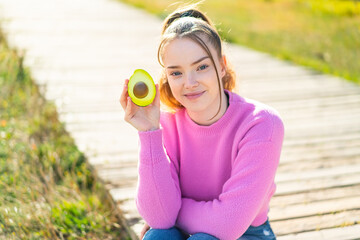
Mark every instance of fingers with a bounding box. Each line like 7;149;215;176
140;230;146;240
121;79;136;124
140;224;150;240
119;79;129;110
124;95;140;122
140;228;145;239
154;83;160;107
124;97;133;122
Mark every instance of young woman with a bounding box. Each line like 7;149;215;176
120;4;284;240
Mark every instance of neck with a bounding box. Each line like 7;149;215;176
186;90;229;126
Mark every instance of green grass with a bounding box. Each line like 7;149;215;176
0;29;131;239
118;0;360;85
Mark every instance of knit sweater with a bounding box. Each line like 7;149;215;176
135;89;284;240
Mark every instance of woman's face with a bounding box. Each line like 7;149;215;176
162;36;226;116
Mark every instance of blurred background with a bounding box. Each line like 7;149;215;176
120;0;360;85
0;0;359;239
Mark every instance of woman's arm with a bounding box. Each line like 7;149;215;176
175;117;284;240
135;129;182;228
120;80;181;228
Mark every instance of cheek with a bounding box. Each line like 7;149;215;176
168;80;181;96
202;70;219;88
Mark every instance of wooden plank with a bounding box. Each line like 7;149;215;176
116;198;145;238
279;155;360;173
283;111;360;124
57;103;121;113
284;125;360;140
243;82;358;96
281;107;360;122
281;108;360;123
280;158;360;175
59;111;124;124
246;88;360;102
282;147;360;163
276;164;360;183
282;135;360;152
270;195;360;221
110;187;137;202
280;146;360;164
270;185;360;207
238;65;303;75
277;224;360;240
275;99;360;113
284;124;360;135
271;210;360;236
236;65;314;78
283;132;360;147
270;93;360;109
263;93;360;105
97;166;138;183
106;178;137;189
243;74;354;86
276;172;360;195
96;160;137;170
239;72;348;84
87;152;138;166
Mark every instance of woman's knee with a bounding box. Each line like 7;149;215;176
143;226;186;240
188;232;220;240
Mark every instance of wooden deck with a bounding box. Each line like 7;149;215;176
0;0;359;239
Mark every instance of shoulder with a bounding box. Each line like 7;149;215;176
159;110;182;159
159;109;181;139
160;110;177;128
230;92;284;143
245;97;283;124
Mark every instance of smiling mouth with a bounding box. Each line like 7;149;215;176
184;91;205;100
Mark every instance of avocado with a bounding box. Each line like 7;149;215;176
128;69;156;107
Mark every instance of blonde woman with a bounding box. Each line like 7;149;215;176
120;4;283;240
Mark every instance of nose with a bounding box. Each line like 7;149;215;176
184;73;199;89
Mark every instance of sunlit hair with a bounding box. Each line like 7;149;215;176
157;3;236;119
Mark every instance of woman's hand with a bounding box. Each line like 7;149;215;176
140;222;151;240
120;79;160;132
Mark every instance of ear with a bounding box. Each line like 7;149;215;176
220;55;227;79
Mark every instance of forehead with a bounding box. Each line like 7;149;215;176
162;36;217;65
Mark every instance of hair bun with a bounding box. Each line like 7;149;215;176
180;9;204;20
161;6;214;34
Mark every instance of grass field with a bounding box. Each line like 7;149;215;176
118;0;360;85
0;29;131;239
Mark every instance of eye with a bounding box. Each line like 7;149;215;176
170;71;182;77
198;64;209;71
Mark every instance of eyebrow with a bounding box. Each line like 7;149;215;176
166;56;209;69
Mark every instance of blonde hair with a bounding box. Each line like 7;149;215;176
157;3;236;118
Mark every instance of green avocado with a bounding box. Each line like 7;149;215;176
128;69;156;107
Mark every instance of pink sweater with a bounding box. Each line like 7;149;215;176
135;90;284;240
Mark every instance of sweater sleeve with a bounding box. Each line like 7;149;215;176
135;128;182;228
175;128;284;239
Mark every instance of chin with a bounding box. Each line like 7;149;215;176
184;104;207;113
